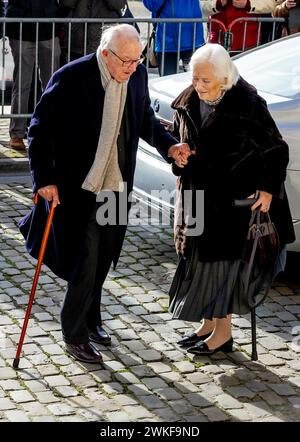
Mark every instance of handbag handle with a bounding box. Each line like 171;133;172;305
244;208;270;309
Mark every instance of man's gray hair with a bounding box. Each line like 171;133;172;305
100;24;142;51
190;43;239;90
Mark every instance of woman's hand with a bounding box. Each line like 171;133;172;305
168;143;195;168
251;190;273;213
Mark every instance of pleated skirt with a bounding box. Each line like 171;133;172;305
169;240;286;322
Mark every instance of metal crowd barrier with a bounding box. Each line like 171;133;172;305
0;16;286;119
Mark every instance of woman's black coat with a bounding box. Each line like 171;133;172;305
171;78;295;261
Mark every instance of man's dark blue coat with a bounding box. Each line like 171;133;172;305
19;53;177;281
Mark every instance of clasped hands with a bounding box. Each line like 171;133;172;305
168;143;195;168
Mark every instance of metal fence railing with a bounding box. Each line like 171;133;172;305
0;16;286;119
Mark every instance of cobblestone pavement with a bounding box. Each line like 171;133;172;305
0;180;300;422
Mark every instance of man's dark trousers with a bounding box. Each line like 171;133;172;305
61;202;126;345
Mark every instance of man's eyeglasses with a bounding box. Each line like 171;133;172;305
108;49;144;67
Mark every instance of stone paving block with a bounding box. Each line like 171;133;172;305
103;382;124;395
160;371;181;383
0;398;16;410
24;380;49;393
138;395;166;410
54;386;79;398
288;377;300;388
150;341;175;352
60;364;86;376
169;399;196;415
105;319;127;330
258;354;286;366
154;407;181;422
201;406;229;422
128;383;152;396
44;375;70;387
71;374;100;388
244;402;272;419
259;390;287;406
116;328;140;340
138;349;162;362
288;396;300;409
114;372;141;384
4;410;30;422
175;381;199;394
103;360;126;371
0;380;23;391
155;387;183;401
114;394;138;406
185;372;211;385
106;411;131;422
0;368;17;380
139;331;161;343
22;402;51;416
47;403;76;416
245;380;268;393
9;390;35;403
130;365;155;377
123;405;153;420
268;383;297;396
173;361;196;373
226;386;256;399
216;393;244;409
226;408;252;421
147;362;172;374
142;377;169;390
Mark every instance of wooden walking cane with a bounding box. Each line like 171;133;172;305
13;194;56;369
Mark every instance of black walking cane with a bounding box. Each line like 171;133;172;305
250;308;258;361
244;208;261;362
13;194;56;369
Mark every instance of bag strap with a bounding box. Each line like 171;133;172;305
244;208;270;308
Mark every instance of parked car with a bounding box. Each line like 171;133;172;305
134;33;300;251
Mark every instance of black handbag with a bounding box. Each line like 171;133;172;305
243;208;279;268
242;208;279;309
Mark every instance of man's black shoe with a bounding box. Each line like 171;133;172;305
65;342;103;364
177;332;212;347
89;326;111;346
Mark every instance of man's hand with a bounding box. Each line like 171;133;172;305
168;143;195;168
37;185;60;207
251;190;273;213
232;0;248;9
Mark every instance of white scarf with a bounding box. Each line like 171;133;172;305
81;46;128;194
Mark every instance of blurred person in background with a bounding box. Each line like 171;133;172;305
273;0;300;36
201;0;276;52
5;0;61;150
143;0;205;76
60;0;126;60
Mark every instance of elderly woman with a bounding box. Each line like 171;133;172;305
169;43;295;356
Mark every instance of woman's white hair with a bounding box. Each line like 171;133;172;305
100;24;142;51
190;43;239;90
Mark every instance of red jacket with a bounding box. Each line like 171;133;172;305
208;1;260;51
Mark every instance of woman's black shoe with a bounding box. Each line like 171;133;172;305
177;332;212;348
187;337;233;355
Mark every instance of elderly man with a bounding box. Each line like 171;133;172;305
20;24;191;364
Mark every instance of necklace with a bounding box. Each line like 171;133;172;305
202;91;225;106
